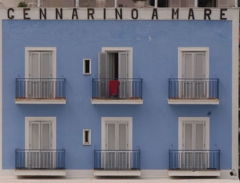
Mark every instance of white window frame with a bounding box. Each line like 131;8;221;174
83;58;91;75
83;129;91;145
101;117;132;150
25;117;56;150
25;47;56;78
178;117;210;150
101;47;133;79
178;47;209;79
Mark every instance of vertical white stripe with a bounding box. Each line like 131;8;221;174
231;9;239;175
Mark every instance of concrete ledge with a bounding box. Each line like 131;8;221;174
168;99;220;105
14;170;66;176
15;99;66;104
91;99;143;105
94;170;141;177
168;170;220;177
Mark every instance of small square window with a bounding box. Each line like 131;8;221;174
83;59;91;75
83;129;91;145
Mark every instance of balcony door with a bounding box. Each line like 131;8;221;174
180;51;207;99
27;51;53;99
98;47;132;99
102;117;132;170
28;121;53;169
98;51;130;98
179;117;209;170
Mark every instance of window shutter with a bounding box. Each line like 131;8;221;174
98;52;109;78
194;52;205;78
182;52;193;78
29;52;40;78
119;123;127;150
29;122;40;149
184;123;193;150
196;123;204;150
118;52;128;78
118;52;129;98
41;52;53;78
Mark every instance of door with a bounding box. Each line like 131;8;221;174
98;51;130;99
27;51;53;99
181;52;207;99
28;121;53;169
104;121;130;170
181;121;207;169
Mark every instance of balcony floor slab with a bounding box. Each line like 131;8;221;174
94;170;141;177
91;99;143;105
168;170;220;177
15;99;66;104
14;169;66;176
168;99;219;105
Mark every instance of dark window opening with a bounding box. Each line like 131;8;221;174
198;0;216;7
149;0;168;7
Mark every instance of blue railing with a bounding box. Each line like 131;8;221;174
15;149;65;170
169;150;220;170
92;78;142;100
94;150;141;170
168;78;219;99
15;78;66;99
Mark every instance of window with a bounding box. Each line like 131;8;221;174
101;117;133;169
25;117;56;168
101;117;132;150
178;117;210;169
178;48;209;99
198;0;234;7
149;0;195;7
83;129;91;145
83;59;91;75
25;47;56;99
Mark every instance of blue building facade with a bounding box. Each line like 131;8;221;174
0;7;238;179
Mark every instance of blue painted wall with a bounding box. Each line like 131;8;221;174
2;20;232;169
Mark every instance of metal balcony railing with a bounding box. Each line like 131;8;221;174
169;150;220;170
15;149;65;170
92;78;142;100
94;150;141;170
168;78;219;99
15;78;66;100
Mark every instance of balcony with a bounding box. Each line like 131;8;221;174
168;78;219;105
91;78;143;104
169;150;220;177
15;78;66;104
15;149;66;176
94;149;141;176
